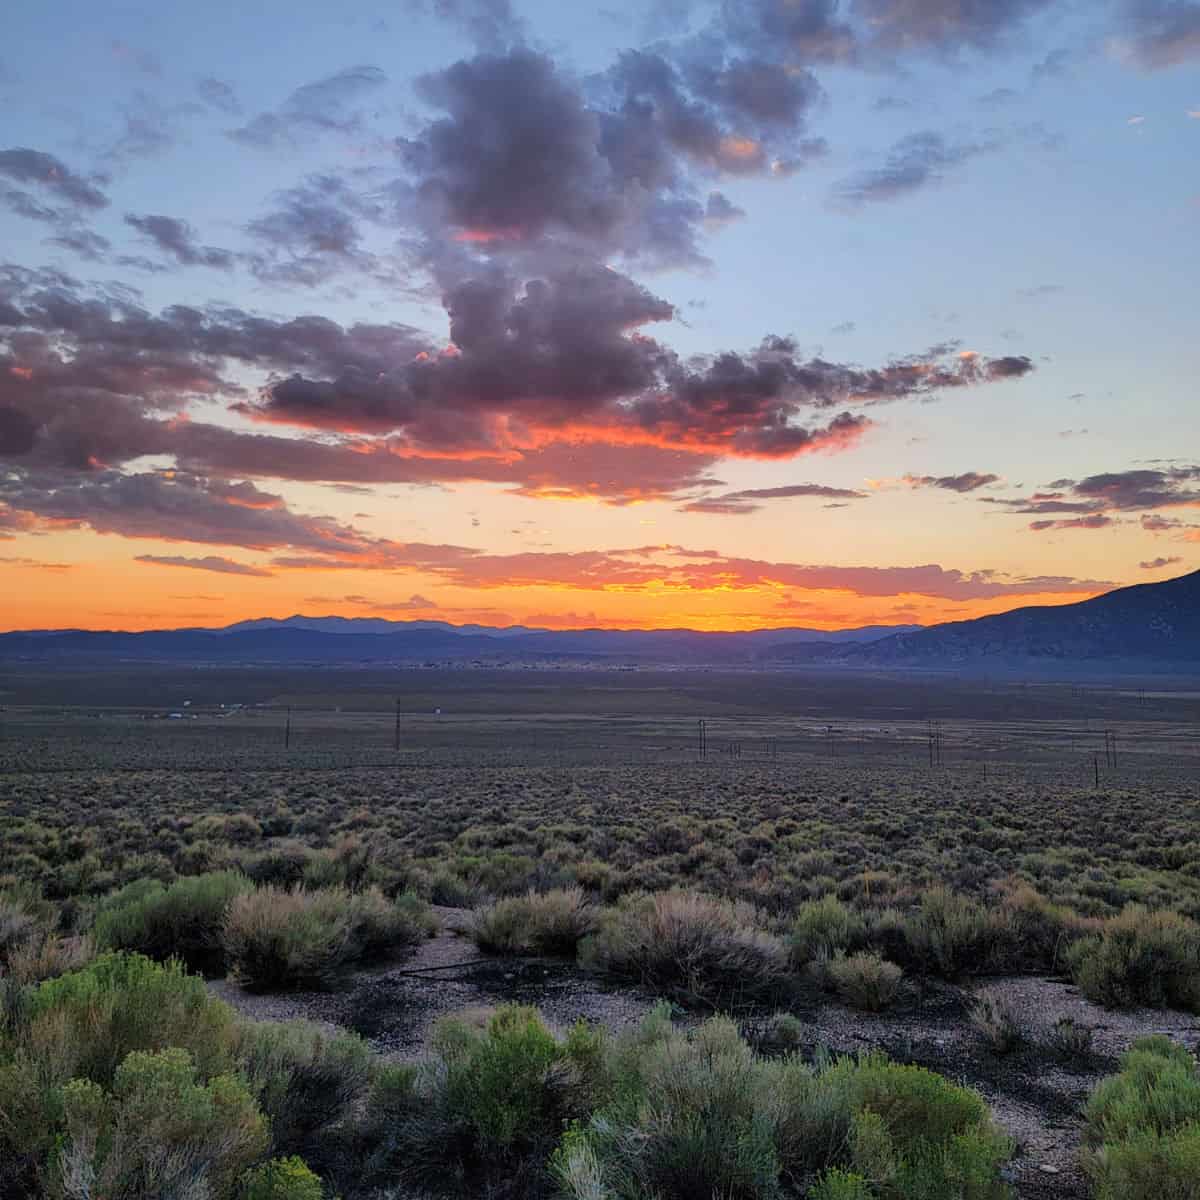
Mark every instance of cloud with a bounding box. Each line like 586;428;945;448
310;591;438;610
0;470;383;554
315;543;1109;601
0;148;108;209
196;76;241;114
989;466;1200;518
406;0;526;50
105;91;190;163
244;175;379;285
851;0;1058;56
1140;556;1183;568
135;554;275;576
1114;0;1200;69
1017;283;1063;298
0;262;1035;505
1029;514;1115;531
680;482;867;514
45;228;111;261
717;0;1057;67
229;65;388;150
905;471;1000;493
833;131;998;207
392;46;826;271
124;214;235;269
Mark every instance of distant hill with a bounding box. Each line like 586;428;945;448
844;569;1200;670
0;616;919;666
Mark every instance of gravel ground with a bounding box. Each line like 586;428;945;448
209;912;1200;1200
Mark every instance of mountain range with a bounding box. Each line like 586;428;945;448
1;569;1197;674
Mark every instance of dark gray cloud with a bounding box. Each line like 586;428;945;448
0;148;108;209
392;46;825;271
988;466;1200;519
229;65;388;150
717;0;858;65
45;228;112;261
1140;555;1183;569
244;174;385;286
1029;514;1115;531
681;481;866;514
135;554;274;576
834;130;998;207
906;471;1000;492
124;214;235;270
0;262;1036;505
1117;0;1200;68
0;469;378;554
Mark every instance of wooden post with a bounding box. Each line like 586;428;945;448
394;698;401;752
1093;754;1100;789
284;705;292;750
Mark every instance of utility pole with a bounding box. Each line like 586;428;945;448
284;705;292;750
698;718;707;759
394;698;401;752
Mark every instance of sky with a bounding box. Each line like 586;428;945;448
0;0;1197;633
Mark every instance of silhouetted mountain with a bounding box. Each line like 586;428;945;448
846;569;1200;670
0;616;918;665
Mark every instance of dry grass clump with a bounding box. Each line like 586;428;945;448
472;887;598;956
580;890;788;1006
968;986;1026;1054
827;952;903;1012
221;885;433;990
1067;905;1200;1011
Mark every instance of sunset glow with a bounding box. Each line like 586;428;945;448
0;1;1196;635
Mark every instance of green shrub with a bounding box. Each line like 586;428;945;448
237;1019;374;1164
53;1047;267;1200
581;890;788;1006
21;951;239;1086
1083;1037;1200;1199
809;1168;872;1200
94;870;251;974
758;1011;806;1053
903;888;992;980
559;1014;780;1200
827;952;903;1012
556;1010;1012;1200
221;885;432;990
240;1155;324;1200
473;887;598;956
369;1004;592;1196
1067;906;1200;1010
790;896;867;967
0;952;243;1188
1084;1037;1200;1146
987;882;1089;973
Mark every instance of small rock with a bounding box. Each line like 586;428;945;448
1039;1164;1061;1175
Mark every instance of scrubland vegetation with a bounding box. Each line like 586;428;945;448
3;686;1200;1197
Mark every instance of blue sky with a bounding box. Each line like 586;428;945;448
0;0;1197;631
